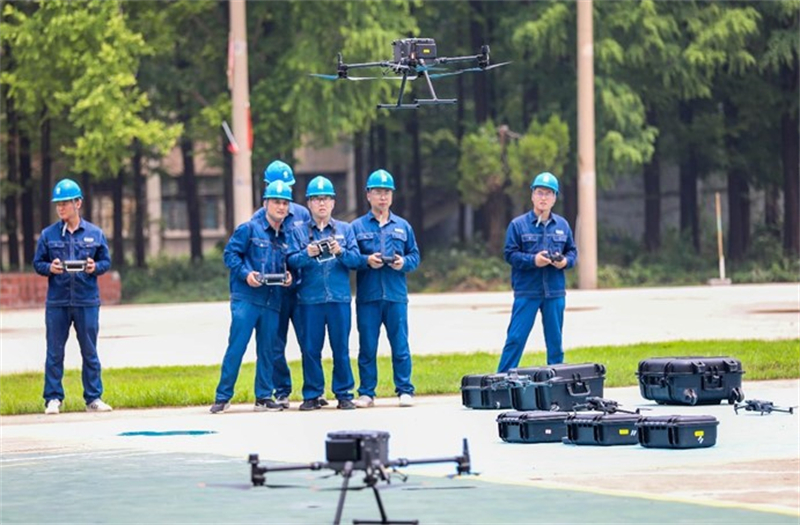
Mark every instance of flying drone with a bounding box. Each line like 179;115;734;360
249;430;473;525
310;38;510;110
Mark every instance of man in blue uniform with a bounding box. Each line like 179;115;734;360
350;169;420;408
497;172;577;372
252;160;311;409
287;176;360;410
210;181;294;414
33;178;113;415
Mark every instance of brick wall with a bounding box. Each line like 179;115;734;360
0;272;121;310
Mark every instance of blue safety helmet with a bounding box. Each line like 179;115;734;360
366;169;395;191
51;178;83;202
263;180;293;201
264;160;295;186
531;172;559;196
306;176;336;198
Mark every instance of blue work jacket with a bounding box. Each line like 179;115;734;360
350;211;420;304
504;211;577;299
287;218;359;305
33;219;111;307
224;216;289;311
252;202;310;289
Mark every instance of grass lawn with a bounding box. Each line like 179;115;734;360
1;338;797;415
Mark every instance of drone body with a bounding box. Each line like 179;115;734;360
310;38;510;109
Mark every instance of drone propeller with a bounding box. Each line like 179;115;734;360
310;73;419;82
428;61;511;79
309;73;341;81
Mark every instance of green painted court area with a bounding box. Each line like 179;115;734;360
1;450;795;524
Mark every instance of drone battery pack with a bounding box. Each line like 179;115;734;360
637;415;718;449
637;356;744;406
509;363;606;412
460;373;512;409
496;410;569;444
564;412;642;446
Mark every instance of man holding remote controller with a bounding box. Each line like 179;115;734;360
497;172;577;371
33;178;113;415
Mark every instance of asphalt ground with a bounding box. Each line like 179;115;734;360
1;283;799;523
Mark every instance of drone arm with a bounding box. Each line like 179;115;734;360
435;54;483;66
344;60;395;70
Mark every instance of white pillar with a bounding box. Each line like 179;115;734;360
577;0;598;289
230;0;253;225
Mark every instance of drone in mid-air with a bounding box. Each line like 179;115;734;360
310;38;510;110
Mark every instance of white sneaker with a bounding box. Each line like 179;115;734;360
86;399;113;412
354;395;374;408
398;393;414;407
44;399;61;415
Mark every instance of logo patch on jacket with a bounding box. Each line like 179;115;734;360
555;230;564;235
83;237;95;243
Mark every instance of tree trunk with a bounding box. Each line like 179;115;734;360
4;81;21;270
562;176;578;234
132;140;146;267
485;190;507;256
80;172;93;222
764;184;780;235
679;102;700;251
40;113;52;230
726;171;750;261
222;129;234;236
112;168;125;267
781;111;799;256
181;133;203;261
406;114;424;249
643;109;661;252
469;1;488;124
353;132;368;216
19;128;35;266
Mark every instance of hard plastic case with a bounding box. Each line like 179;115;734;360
496;410;569;443
637;415;719;449
563;412;642;446
637;356;744;406
461;373;513;409
509;363;606;411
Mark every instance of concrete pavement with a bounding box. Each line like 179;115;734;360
1;283;798;374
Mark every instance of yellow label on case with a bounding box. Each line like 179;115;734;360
694;430;705;437
619;429;630;435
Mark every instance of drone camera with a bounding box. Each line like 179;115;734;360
393;38;437;63
325;430;390;471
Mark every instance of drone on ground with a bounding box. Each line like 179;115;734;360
249;430;473;525
310;38;510;110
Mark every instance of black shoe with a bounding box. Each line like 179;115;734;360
318;396;329;407
254;398;283;412
299;398;321;411
275;396;291;409
337;398;356;410
210;401;230;414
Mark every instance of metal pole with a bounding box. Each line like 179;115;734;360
230;0;253;226
715;192;726;280
577;0;597;289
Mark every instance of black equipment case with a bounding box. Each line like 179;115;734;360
637;356;745;406
509;363;606;411
564;412;642;446
637;415;719;449
496;411;569;443
460;373;512;409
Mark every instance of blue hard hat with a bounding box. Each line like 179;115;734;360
366;169;395;190
263;180;293;201
306;176;336;198
264;160;295;185
531;172;559;195
51;178;83;202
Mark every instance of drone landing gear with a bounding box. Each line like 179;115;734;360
334;461;418;525
377;63;457;110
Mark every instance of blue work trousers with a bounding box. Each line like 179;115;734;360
497;296;565;372
273;291;301;398
44;306;103;404
214;300;278;402
356;301;414;397
298;303;354;400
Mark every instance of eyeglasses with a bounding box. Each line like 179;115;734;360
309;196;333;203
533;190;555;198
